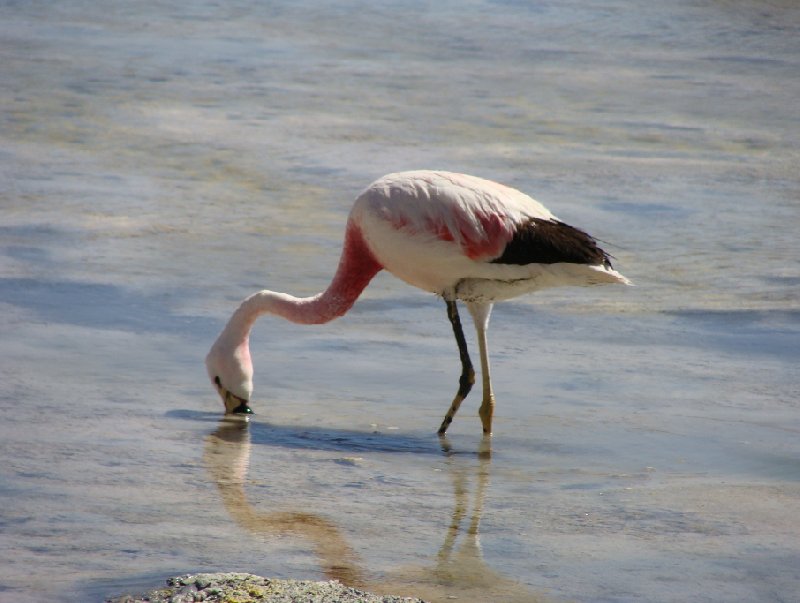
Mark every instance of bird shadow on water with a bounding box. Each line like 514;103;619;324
167;408;445;455
199;415;552;603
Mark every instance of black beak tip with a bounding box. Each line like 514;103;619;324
232;402;253;415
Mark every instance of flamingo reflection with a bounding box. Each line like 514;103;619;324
203;418;364;586
203;420;551;603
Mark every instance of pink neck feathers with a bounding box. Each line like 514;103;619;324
287;221;382;324
225;221;382;340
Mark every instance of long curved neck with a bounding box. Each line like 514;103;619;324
222;221;382;342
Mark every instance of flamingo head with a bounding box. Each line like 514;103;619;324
205;334;254;415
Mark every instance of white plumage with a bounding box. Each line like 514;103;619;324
353;171;628;299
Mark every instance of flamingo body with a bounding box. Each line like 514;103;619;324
352;171;626;300
206;170;630;433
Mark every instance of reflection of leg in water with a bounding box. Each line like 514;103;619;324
385;436;547;603
203;419;365;587
205;421;547;603
434;436;492;585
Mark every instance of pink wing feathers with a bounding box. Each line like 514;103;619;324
358;171;555;261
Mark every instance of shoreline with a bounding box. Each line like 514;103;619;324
106;572;426;603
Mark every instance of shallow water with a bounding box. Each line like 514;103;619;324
1;1;799;602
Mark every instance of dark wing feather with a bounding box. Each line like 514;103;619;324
491;218;613;268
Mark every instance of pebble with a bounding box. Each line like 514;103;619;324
106;572;426;603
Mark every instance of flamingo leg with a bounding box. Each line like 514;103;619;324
467;302;495;435
437;300;475;436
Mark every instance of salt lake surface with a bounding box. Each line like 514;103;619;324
1;1;799;602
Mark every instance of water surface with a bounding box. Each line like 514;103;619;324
1;1;799;602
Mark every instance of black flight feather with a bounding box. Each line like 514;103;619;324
491;218;613;268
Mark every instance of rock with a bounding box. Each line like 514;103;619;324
106;572;426;603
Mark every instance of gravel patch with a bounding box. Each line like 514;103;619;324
106;572;426;603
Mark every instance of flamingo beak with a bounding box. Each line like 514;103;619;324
224;390;253;415
214;380;253;415
233;402;253;415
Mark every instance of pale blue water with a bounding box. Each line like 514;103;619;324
1;1;799;602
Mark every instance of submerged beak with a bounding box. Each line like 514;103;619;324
212;375;253;415
222;388;253;415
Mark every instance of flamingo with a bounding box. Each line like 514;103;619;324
206;170;630;435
